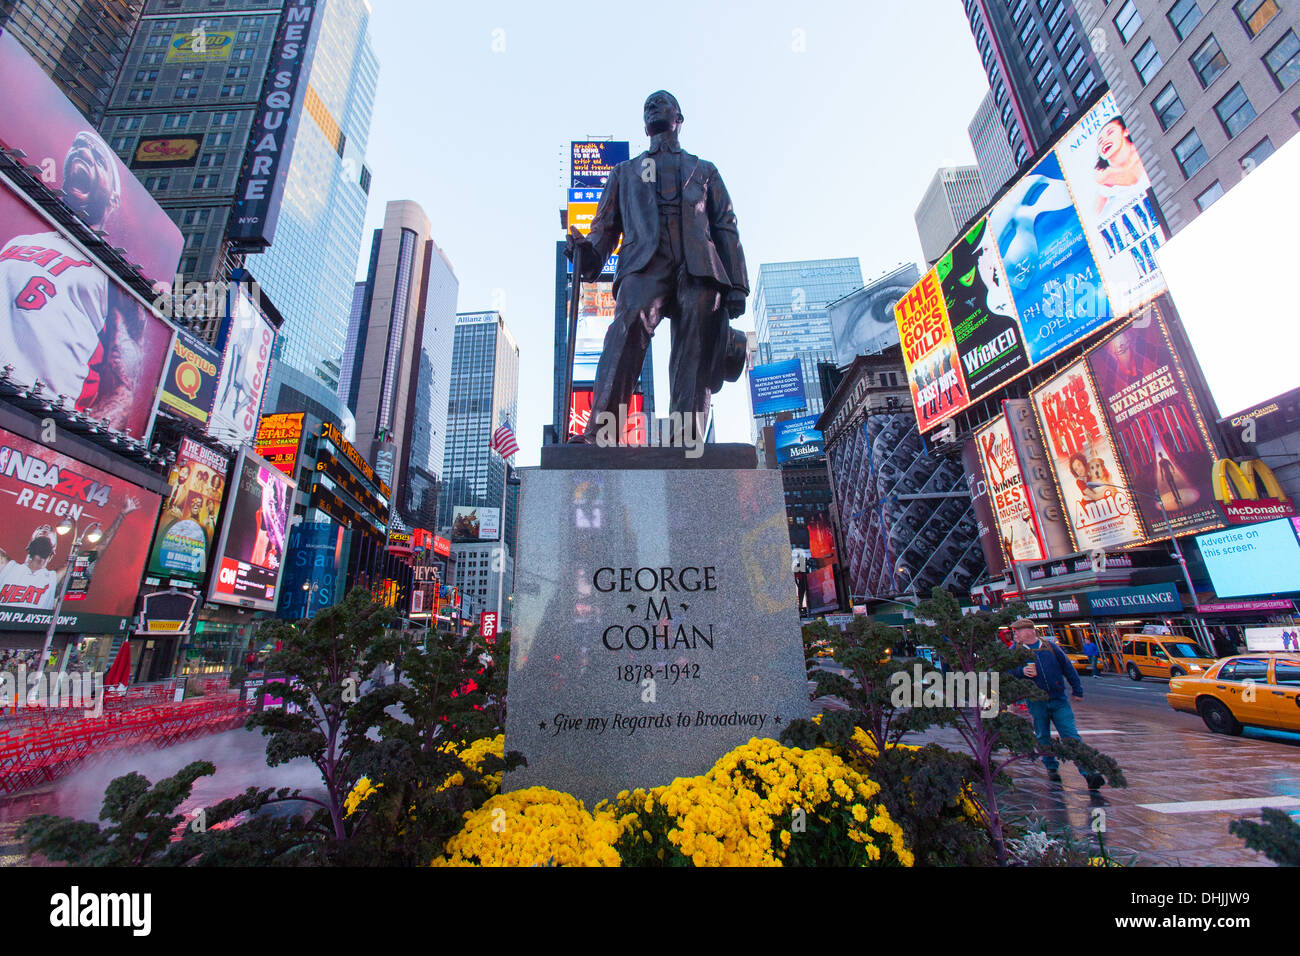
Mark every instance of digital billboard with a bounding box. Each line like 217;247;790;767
209;284;275;447
1196;519;1300;599
827;263;919;365
146;437;229;583
1085;305;1222;539
158;328;220;427
1055;92;1168;319
571;141;630;189
254;412;305;477
749;359;807;416
207;448;295;611
936;218;1030;398
774;415;824;464
572;280;614;385
131;135;204;170
0;426;161;632
452;506;500;543
0;182;174;441
973;414;1043;564
1032;359;1145;551
895;269;969;430
0;31;183;287
164;29;236;62
989;150;1109;365
568;388;645;443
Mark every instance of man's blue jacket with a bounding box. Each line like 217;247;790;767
1009;640;1083;700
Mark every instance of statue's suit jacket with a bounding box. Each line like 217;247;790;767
581;149;749;299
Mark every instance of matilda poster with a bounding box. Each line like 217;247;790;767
1032;359;1145;550
937;217;1030;402
1055;92;1168;319
895;268;969;431
1086;306;1221;539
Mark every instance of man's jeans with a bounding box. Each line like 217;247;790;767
1026;697;1082;774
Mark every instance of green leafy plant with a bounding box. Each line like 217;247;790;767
1230;808;1300;866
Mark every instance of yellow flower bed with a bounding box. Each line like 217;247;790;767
433;787;622;867
343;733;507;820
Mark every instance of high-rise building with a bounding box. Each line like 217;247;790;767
345;200;459;530
98;0;376;369
751;258;863;428
962;0;1103;161
914;166;990;264
1072;0;1300;235
438;311;520;551
968;90;1021;195
1;0;145;124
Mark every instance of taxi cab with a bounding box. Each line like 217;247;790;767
1119;636;1218;681
1167;653;1300;735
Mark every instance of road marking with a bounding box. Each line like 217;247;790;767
1138;796;1300;814
1049;729;1125;736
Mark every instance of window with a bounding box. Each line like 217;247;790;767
117;115;142;131
1064;44;1086;77
1044;81;1063;108
1218;658;1269;682
1168;0;1203;40
164;113;189;129
1047;0;1066;33
199;153;225;167
1234;0;1279;37
1241;136;1275;170
1174;129;1210;177
1027;36;1045;65
1195;180;1224;210
1152;83;1186;130
1191;35;1228;87
1055;22;1076;56
109;135;132;150
1036;59;1054;88
1074;69;1097;99
179;68;204;80
1115;0;1142;43
1019;16;1037;46
237;30;260;42
226;65;250;78
1133;38;1163;82
213;111;238;126
233;48;254;60
1215;83;1257;138
210;131;232;146
126;88;152;103
134;69;158;82
174;86;198;100
143;175;170;190
194;173;219;188
1275;662;1300;685
220;85;245;97
1265;30;1300;89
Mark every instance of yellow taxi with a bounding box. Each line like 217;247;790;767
1063;649;1092;674
1119;636;1218;681
1167;653;1300;735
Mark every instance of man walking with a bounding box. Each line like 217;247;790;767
1007;618;1105;789
1082;637;1101;678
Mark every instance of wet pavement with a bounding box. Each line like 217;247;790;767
816;668;1300;866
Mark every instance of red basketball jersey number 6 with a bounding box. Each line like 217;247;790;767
15;276;55;311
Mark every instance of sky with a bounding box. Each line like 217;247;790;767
355;0;993;466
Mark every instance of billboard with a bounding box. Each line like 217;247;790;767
207;448;296;611
774;415;824;464
749;359;807;416
1156;133;1300;419
572;280;614;384
1196;519;1300;599
1005;398;1079;560
1085;306;1222;539
227;0;322;248
973;415;1043;565
568;388;644;443
146;437;229;583
961;437;1007;579
989;150;1109;365
208;284;275;447
452;506;500;543
0;31;183;287
157;328;220;427
936;218;1031;398
254;412;305;477
828;263;918;365
165;29;236;62
131;135;203;170
1032;359;1145;550
1055;92;1168;319
0;426;160;632
0;182;174;441
571;141;630;189
896;269;968;430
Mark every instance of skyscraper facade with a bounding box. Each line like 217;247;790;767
1072;0;1300;234
914;165;990;264
968;90;1022;195
963;0;1103;162
751;258;863;422
1;0;145;124
438;311;520;549
345;200;459;530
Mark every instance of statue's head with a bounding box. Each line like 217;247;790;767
644;90;683;136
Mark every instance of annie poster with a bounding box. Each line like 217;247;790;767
1032;359;1145;550
895;268;969;430
1086;307;1222;539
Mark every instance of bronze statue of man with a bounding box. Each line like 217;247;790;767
566;90;748;444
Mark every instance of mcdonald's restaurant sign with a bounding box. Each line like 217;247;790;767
1212;458;1294;524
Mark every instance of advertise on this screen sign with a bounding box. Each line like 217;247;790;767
1032;359;1145;551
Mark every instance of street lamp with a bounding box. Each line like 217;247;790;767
1085;481;1209;652
33;517;103;701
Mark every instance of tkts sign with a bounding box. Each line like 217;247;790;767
1212;458;1294;524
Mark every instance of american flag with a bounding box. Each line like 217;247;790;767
490;422;519;459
